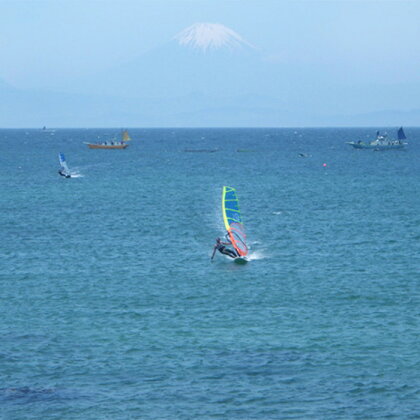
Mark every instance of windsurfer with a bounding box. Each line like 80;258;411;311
58;169;70;178
211;237;238;260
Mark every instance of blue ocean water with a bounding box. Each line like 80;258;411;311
0;127;419;419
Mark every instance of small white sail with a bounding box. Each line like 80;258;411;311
59;153;71;176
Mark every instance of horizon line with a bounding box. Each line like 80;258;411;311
0;125;416;130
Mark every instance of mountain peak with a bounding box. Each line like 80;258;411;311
174;23;252;52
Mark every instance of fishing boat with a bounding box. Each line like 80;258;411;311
58;153;72;178
85;129;131;149
221;186;249;264
184;148;218;153
42;126;55;134
346;127;407;150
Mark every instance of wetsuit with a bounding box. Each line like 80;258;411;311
58;170;70;178
216;243;238;258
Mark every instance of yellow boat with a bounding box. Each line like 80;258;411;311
85;129;131;149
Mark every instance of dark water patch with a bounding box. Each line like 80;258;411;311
0;387;84;404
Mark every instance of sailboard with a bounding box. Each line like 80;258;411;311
58;153;71;177
222;186;249;261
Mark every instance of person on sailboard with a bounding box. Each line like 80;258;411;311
58;169;70;178
211;237;238;260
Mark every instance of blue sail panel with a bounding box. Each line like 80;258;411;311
398;127;406;140
225;210;241;224
225;200;239;212
58;153;70;174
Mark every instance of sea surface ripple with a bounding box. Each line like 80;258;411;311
0;128;419;419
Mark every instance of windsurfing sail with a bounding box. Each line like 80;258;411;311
121;129;131;141
58;153;70;175
222;186;248;257
398;127;406;140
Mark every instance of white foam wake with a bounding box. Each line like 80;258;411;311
247;250;267;261
70;169;84;178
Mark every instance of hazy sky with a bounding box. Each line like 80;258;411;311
1;0;420;127
1;0;419;89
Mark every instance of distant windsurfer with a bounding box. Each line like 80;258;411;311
211;237;238;260
58;169;70;178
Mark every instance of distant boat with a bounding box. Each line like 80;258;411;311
184;148;218;153
42;126;55;134
346;127;407;150
85;129;131;149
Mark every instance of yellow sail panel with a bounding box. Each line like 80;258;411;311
222;186;231;232
122;130;131;141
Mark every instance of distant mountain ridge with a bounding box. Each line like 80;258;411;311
1;81;419;128
1;22;419;127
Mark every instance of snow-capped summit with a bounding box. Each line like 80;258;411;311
174;23;253;51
